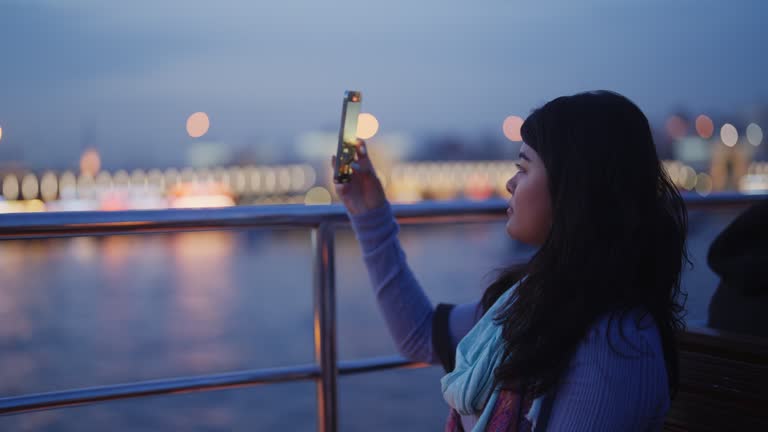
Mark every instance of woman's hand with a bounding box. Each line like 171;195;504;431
331;139;387;215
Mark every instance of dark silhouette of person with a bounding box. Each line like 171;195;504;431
707;199;768;338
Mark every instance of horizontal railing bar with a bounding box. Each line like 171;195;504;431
0;201;501;240
0;364;319;416
0;193;763;240
338;356;430;375
681;192;768;210
0;356;427;416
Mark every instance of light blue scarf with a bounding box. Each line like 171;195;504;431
440;280;544;431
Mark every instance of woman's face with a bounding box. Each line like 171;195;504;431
505;143;553;245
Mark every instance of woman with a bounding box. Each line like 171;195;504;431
332;90;688;431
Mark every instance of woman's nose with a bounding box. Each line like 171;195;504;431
506;175;517;195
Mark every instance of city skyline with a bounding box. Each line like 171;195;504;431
1;0;767;170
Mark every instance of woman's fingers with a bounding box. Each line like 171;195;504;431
333;149;371;177
355;139;368;157
354;139;368;160
353;140;375;173
350;161;369;173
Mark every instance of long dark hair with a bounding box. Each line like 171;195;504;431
481;90;688;398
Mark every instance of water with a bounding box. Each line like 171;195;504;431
0;209;740;431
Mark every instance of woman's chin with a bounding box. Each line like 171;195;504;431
505;219;518;240
506;219;532;244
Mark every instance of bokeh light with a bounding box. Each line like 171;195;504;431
0;125;3;143
148;169;164;189
303;165;317;188
248;167;261;193
40;172;58;201
357;113;379;140
465;172;493;200
186;112;210;138
666;115;687;139
290;165;306;191
264;168;276;193
2;175;19;200
231;168;247;194
95;171;112;188
131;169;147;187
80;149;101;177
695;115;714;139
77;174;96;199
21;174;39;200
197;168;213;184
180;168;196;183
113;170;130;186
26;199;46;212
680;166;697;190
503;116;524;142
164;168;181;187
695;173;713;196
720;123;738;147
59;171;77;199
304;186;331;205
213;168;229;186
746;123;763;146
277;168;291;193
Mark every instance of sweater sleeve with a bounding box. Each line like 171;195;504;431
348;201;482;364
544;311;670;431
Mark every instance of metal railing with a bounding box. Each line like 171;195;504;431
0;192;764;431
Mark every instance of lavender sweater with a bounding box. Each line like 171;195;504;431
348;202;670;431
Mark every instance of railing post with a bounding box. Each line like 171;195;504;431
312;222;338;432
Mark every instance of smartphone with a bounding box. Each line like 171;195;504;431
333;90;362;183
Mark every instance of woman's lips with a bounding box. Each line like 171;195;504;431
507;207;513;216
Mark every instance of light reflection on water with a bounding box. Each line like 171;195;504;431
0;210;739;431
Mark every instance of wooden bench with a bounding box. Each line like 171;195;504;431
664;327;768;431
